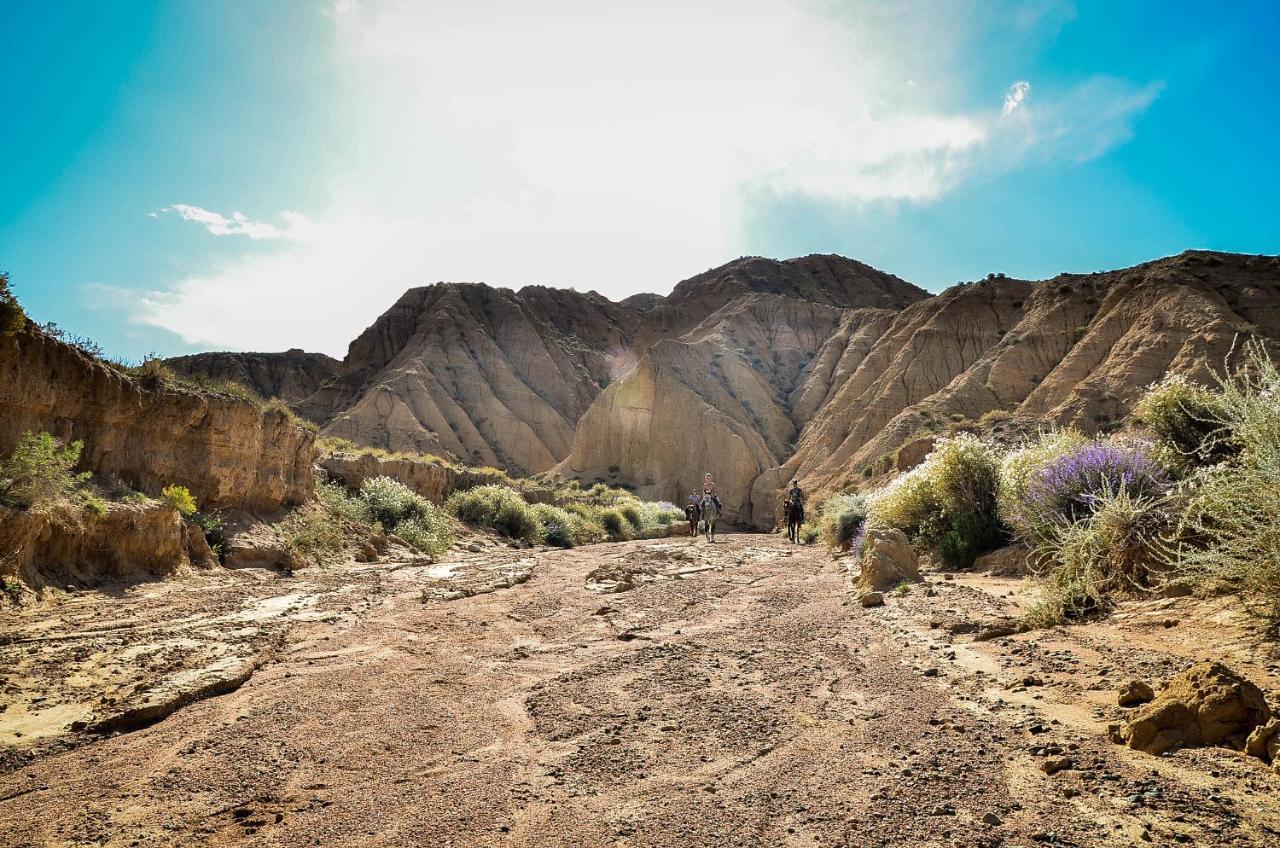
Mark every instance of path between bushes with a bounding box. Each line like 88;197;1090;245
1;533;1279;847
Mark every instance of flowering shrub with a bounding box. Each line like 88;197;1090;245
866;434;1002;568
817;493;869;550
1008;439;1166;546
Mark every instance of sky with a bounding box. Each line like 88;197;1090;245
1;1;1278;360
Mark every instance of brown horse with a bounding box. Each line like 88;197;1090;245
782;496;805;544
684;501;701;537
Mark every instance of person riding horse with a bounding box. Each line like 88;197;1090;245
782;480;805;543
702;473;722;512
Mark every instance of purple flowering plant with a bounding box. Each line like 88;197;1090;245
1015;440;1167;540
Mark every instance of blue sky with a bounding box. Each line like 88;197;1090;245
2;0;1277;359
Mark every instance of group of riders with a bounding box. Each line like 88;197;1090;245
683;473;806;542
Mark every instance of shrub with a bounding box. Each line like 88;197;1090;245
997;429;1088;537
1011;439;1166;546
81;492;109;519
530;503;579;547
1171;340;1280;616
361;476;430;527
619;502;645;530
279;506;346;568
818;493;869;550
1134;374;1232;470
393;513;454;558
0;432;91;509
191;511;226;550
161;484;198;516
0;271;23;334
317;478;375;526
867;434;1002;568
801;525;820;545
132;357;176;391
1025;489;1172;626
446;484;540;542
594;506;627;539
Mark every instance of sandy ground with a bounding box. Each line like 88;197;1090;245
2;532;1279;847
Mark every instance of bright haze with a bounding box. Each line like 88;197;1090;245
2;1;1277;359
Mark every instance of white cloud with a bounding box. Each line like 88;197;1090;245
135;1;1161;354
1003;81;1032;115
162;204;312;240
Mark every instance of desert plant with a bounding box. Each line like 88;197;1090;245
80;492;109;519
594;506;627;539
278;505;347;567
0;272;23;333
817;493;869;550
997;429;1088;535
1025;488;1172;626
445;484;540;542
1134;374;1233;469
132;356;176;391
161;484;198;516
0;432;91;509
360;476;430;527
619;502;645;530
1170;340;1280;616
1009;439;1166;546
317;478;376;526
392;512;454;557
867;434;1002;567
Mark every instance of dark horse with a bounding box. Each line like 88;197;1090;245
684;501;701;538
782;496;805;544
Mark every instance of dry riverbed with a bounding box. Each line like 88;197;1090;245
2;533;1278;847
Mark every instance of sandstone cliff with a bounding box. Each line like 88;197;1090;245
751;251;1280;523
297;283;648;474
0;322;317;513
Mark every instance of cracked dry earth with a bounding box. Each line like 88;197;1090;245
3;533;1279;847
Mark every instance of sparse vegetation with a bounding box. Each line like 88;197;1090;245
446;484;540;543
0;431;91;509
161;484;198;516
279;505;347;567
866;434;1002;568
360;475;455;554
817;493;868;551
0;271;23;333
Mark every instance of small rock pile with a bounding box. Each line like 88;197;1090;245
1116;661;1279;773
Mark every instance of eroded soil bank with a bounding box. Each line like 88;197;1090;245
2;534;1278;847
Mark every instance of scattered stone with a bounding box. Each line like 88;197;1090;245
1122;662;1270;755
1118;680;1156;708
1244;719;1280;771
1041;757;1073;775
982;812;1002;826
859;592;885;608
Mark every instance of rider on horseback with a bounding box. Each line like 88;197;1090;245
703;473;722;512
787;479;804;506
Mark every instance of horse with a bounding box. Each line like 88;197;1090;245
684;501;701;538
782;496;805;544
700;493;721;543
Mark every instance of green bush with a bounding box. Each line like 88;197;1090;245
1171;340;1280;616
1134;374;1232;470
817;493;869;550
81;492;109;519
529;502;577;547
393;514;454;558
1025;488;1172;626
594;506;627;539
361;475;430;527
867;434;1002;567
619;502;644;530
279;505;347;567
317;478;375;526
997;429;1088;542
446;484;540;542
0;432;91;509
161;484;198;516
0;272;23;334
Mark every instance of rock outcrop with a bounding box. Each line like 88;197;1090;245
164;349;341;404
297;284;649;475
1121;662;1271;754
0;502;212;591
0;323;316;512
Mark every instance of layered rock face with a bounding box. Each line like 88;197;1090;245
165;349;341;404
0;323;316;512
753;251;1280;523
296;284;649;475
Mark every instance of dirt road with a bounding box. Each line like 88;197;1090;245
2;534;1278;847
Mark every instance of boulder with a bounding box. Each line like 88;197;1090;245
1117;680;1155;708
1121;662;1270;754
974;545;1034;577
856;527;921;592
894;436;935;471
1244;719;1280;770
859;591;885;608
